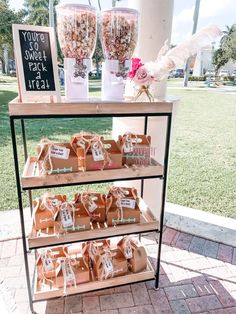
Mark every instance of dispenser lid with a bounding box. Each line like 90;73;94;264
56;3;96;12
101;7;139;15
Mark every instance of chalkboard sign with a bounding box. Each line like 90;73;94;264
12;24;61;102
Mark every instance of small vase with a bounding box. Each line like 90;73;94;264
134;85;154;102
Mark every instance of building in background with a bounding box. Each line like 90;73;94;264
193;46;236;76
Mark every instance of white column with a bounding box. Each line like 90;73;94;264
112;0;176;219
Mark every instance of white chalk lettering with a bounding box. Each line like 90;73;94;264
28;62;47;72
22;31;27;41
29;41;39;51
40;33;45;43
22;31;45;43
28;79;50;90
35;71;41;79
24;50;47;62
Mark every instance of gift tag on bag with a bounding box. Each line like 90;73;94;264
123;139;133;153
77;138;86;149
120;198;136;209
51;198;61;207
102;254;113;275
60;208;73;228
50;145;70;160
116;198;122;208
124;242;133;259
62;260;75;284
87;200;97;213
91;143;104;161
42;253;54;272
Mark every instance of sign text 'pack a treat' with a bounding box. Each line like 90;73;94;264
12;24;61;102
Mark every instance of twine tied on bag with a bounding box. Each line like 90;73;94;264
41;193;62;213
59;201;76;233
100;247;122;280
60;257;77;295
121;237;134;259
89;135;112;170
80;192;102;221
36;138;54;175
62;246;81;268
37;249;61;286
107;187;137;224
112;187;127;222
71;132;112;170
121;132;138;154
119;237;139;257
121;133;151;166
82;241;123;280
33;192;62;227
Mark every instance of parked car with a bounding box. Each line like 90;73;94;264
219;70;230;77
168;70;175;78
231;70;236;77
174;69;184;78
89;68;101;78
205;70;215;76
9;69;16;76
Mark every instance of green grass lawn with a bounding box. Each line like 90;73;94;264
167;87;236;218
0;77;235;218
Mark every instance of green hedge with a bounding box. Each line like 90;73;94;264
188;75;235;82
188;76;206;81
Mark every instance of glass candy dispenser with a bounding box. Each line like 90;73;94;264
101;8;139;101
56;4;97;101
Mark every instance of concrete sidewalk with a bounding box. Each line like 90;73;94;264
0;227;236;314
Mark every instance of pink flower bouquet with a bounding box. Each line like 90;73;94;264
128;24;222;102
128;58;154;102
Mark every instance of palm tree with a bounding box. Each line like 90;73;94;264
112;0;122;7
213;24;236;73
220;24;236;45
24;0;59;26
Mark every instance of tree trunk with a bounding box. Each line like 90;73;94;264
183;0;201;87
95;58;100;78
3;45;9;75
1;58;6;74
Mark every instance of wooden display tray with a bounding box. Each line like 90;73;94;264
34;259;154;301
28;198;159;249
8;97;173;117
21;157;164;190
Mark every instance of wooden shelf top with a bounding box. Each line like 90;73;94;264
22;157;164;190
8;96;174;117
28;198;159;249
34;259;154;301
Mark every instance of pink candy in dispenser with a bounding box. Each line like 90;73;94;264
101;8;139;101
56;4;97;101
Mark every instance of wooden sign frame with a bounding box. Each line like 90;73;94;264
12;24;61;102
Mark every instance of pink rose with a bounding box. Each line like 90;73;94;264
133;66;153;86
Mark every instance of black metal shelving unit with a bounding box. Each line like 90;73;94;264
9;98;173;313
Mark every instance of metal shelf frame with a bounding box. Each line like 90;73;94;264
9;100;172;314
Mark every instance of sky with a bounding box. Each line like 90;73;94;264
9;0;236;44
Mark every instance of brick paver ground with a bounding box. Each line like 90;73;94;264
0;227;236;314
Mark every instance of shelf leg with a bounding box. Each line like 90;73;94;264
10;118;34;313
20;119;33;214
155;113;172;289
139;115;148;242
